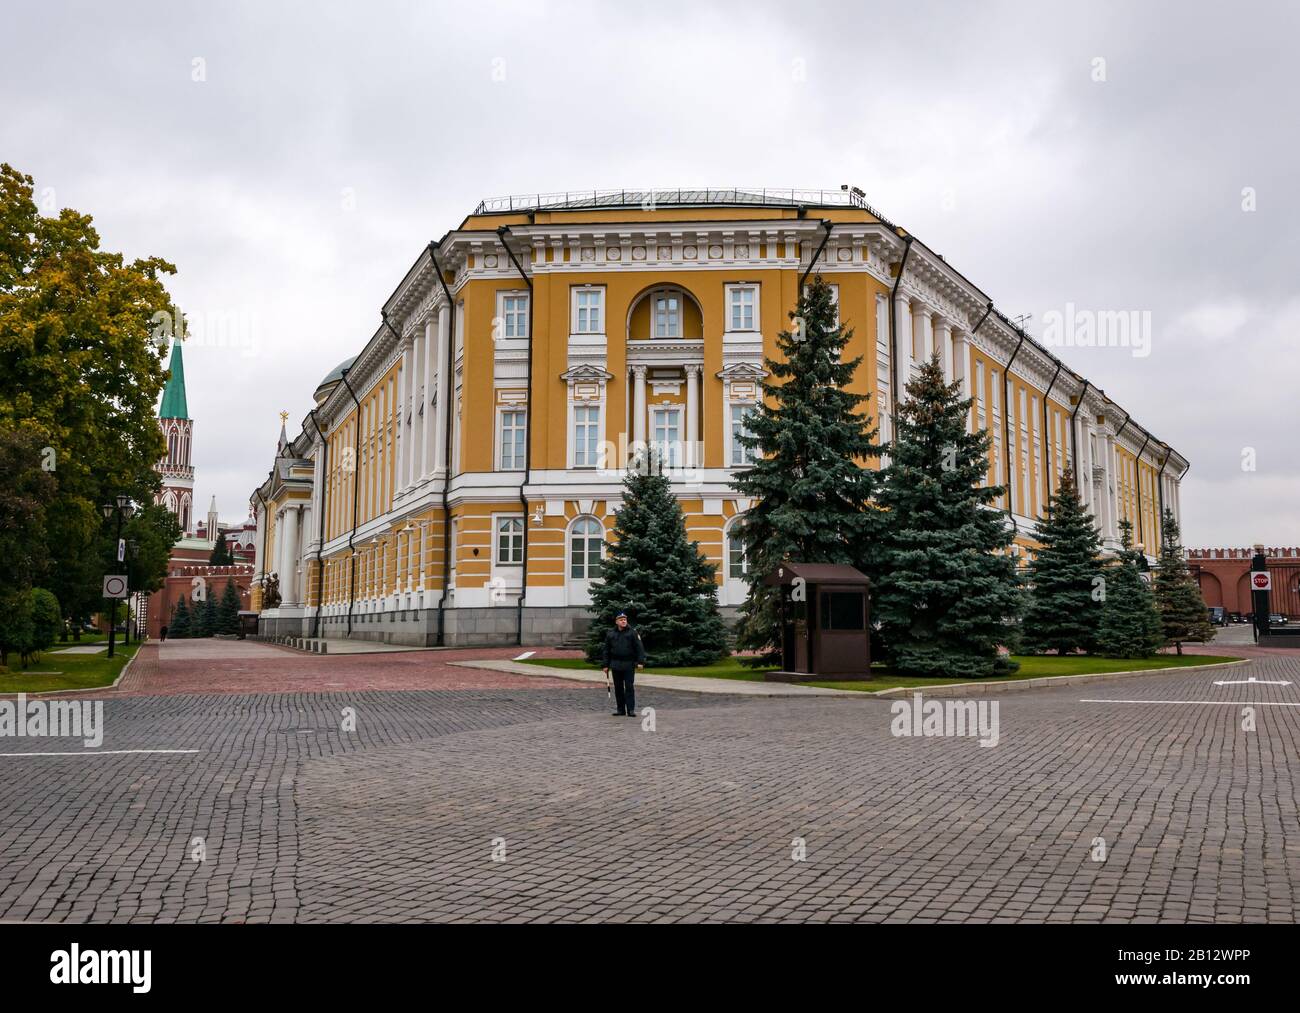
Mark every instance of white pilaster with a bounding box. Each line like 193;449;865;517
685;364;700;468
935;318;953;386
894;294;914;391
396;340;409;491
281;506;300;605
433;306;450;473
632;365;647;447
420;317;435;480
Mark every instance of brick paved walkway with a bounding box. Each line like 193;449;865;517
1;639;1298;923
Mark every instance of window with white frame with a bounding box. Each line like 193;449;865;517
569;517;604;579
729;286;757;331
498;409;526;470
572;405;600;467
653;290;682;338
652;407;681;466
500;293;529;339
730;404;758;466
495;516;524;565
573;287;604;334
727;527;748;580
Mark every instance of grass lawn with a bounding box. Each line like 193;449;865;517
0;642;139;694
524;652;1231;692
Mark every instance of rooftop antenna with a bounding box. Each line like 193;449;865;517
1012;313;1032;331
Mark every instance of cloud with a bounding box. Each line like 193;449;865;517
3;0;1297;544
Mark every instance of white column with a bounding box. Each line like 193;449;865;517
273;507;286;588
420;317;436;480
632;365;647;447
402;336;418;490
952;328;970;411
935;318;953;386
253;503;266;577
281;506;300;606
913;306;934;365
685;364;700;468
396;340;409;492
433;306;451;473
894;294;914;387
1101;433;1116;543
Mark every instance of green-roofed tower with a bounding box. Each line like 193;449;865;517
159;336;188;419
155;338;195;534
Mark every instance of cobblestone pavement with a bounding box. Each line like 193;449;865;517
1;640;1298;923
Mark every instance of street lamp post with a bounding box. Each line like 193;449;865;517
101;495;135;659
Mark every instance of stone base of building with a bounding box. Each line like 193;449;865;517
258;605;743;648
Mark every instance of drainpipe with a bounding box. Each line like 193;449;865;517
498;225;535;647
1133;431;1153;552
1041;361;1063;498
340;368;362;637
888;237;915;428
308;409;329;638
1001;329;1027;533
429;241;457;647
799;220;834;289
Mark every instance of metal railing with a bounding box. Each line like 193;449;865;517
473;186;883;216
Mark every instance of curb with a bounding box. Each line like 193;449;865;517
867;658;1253;698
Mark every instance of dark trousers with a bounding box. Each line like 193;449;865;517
610;666;636;714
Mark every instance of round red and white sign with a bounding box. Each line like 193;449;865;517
1251;572;1272;591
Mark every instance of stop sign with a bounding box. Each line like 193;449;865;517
1251;571;1272;591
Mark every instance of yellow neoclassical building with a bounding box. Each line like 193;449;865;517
250;187;1187;645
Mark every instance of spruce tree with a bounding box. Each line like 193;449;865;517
209;533;234;565
1153;508;1214;654
1095;519;1165;658
1022;465;1104;654
874;354;1023;678
170;595;191;638
199;588;218;638
584;454;728;667
217;579;242;635
729;275;881;664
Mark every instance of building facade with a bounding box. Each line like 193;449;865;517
250;188;1188;646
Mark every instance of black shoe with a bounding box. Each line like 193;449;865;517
611;710;625;716
625;711;637;717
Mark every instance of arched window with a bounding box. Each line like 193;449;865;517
569;517;604;580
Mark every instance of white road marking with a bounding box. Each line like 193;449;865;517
1080;699;1300;707
1213;677;1291;686
0;749;201;758
513;651;536;661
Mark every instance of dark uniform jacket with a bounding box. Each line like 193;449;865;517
602;626;647;670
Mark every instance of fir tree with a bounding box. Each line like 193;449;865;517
729;275;881;664
217;579;242;635
1095;519;1165;658
1153;508;1214;654
874;354;1023;678
1022;465;1104;654
170;595;191;638
209;532;235;565
199;588;219;638
584;454;728;667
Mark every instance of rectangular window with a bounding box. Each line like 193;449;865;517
495;516;523;565
498;409;526;470
730;404;757;466
727;533;747;580
729;286;756;331
501;294;529;339
652;407;681;467
573;405;600;467
574;288;604;334
653;292;682;337
820;592;865;630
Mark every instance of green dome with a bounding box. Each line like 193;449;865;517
315;356;357;397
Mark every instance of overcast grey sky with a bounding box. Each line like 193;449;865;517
4;0;1296;547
